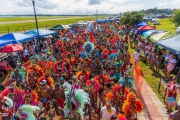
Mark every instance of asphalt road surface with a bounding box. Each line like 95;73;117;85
0;17;89;25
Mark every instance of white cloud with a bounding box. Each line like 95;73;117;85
0;0;180;15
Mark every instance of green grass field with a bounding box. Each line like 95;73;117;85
149;18;177;39
0;16;104;34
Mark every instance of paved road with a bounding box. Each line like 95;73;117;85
0;17;90;25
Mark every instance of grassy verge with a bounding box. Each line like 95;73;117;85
0;16;105;34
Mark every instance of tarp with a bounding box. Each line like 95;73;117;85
150;32;168;41
156;35;180;55
136;22;148;28
142;30;157;38
0;33;34;45
0;40;12;48
138;25;156;31
25;29;56;38
49;25;65;30
138;25;156;34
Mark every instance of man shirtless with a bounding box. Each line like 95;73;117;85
39;80;51;107
51;84;65;108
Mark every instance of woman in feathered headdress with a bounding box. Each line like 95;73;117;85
21;87;38;105
120;76;134;89
76;70;90;84
38;75;54;88
41;99;64;120
122;92;143;120
83;41;95;57
56;40;64;52
63;82;90;120
27;64;44;78
86;79;100;109
112;84;130;113
0;84;19;102
102;48;109;59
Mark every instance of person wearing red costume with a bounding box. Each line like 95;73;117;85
122;93;143;120
51;83;65;109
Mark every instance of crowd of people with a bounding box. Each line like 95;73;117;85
0;22;145;120
0;20;179;120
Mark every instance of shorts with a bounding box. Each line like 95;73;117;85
145;53;149;57
135;59;138;63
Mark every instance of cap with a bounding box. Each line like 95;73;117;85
40;80;47;85
59;77;64;81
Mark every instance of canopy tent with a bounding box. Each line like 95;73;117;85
25;29;56;38
150;32;168;41
96;19;106;23
142;30;157;38
49;25;65;30
136;22;148;28
76;21;88;25
156;35;180;55
0;40;12;48
0;33;34;45
138;25;156;34
62;25;71;30
0;44;23;53
152;18;161;21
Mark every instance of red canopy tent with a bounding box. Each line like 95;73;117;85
138;25;156;31
0;44;23;53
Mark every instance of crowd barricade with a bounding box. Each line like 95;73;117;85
133;64;164;120
158;78;168;102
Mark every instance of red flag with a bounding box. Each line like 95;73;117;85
89;31;94;43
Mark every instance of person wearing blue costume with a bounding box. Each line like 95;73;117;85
113;69;121;80
81;51;88;59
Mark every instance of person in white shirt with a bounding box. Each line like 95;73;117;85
167;55;177;79
144;43;149;62
101;102;116;120
165;51;172;73
134;49;141;64
23;47;29;62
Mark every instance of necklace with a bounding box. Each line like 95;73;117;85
106;107;112;114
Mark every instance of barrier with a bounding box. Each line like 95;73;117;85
158;78;167;102
133;64;164;120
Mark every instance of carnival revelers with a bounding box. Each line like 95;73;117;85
101;92;116;120
51;83;65;109
41;99;64;120
169;99;180;120
122;93;143;120
166;76;178;113
0;84;19;101
39;80;52;107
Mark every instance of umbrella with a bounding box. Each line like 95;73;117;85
0;44;23;53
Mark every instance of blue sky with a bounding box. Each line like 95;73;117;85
0;0;180;15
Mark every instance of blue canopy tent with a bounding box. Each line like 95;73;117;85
0;33;34;44
136;22;148;28
96;19;106;23
24;29;56;38
156;35;180;56
142;30;157;38
0;40;12;48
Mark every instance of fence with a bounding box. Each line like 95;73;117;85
0;22;75;34
133;64;164;120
